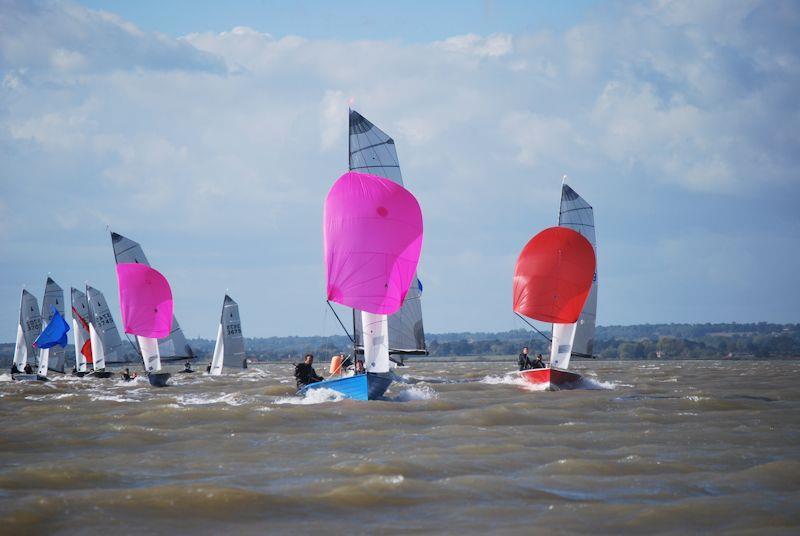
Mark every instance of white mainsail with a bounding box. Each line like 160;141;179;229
110;232;193;359
348;109;426;358
138;336;161;373
209;324;224;376
38;277;66;375
12;323;27;371
550;323;578;369
209;294;245;375
70;287;92;373
557;182;597;359
88;323;106;370
362;311;390;373
15;290;42;371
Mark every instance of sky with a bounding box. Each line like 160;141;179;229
1;0;798;341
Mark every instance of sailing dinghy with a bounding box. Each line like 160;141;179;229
33;306;70;379
11;289;47;381
299;170;424;400
513;226;595;389
348;110;427;365
208;295;245;376
116;262;175;387
111;232;194;362
36;277;67;377
70;287;93;376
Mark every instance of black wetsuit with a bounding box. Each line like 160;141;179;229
532;358;545;369
122;371;132;381
11;364;20;374
23;364;33;374
294;363;324;389
518;353;533;371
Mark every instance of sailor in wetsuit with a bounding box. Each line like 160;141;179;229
11;363;20;374
532;354;545;369
294;353;324;389
518;347;534;371
23;363;34;374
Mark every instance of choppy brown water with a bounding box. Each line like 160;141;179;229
1;360;799;534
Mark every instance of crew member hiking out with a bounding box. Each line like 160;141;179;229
532;354;545;369
294;353;324;389
518;347;533;371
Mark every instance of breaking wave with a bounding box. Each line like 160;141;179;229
274;387;345;405
393;385;438;402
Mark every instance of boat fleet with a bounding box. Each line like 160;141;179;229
7;109;598;398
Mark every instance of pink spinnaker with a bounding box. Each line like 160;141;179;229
116;263;174;339
324;171;423;315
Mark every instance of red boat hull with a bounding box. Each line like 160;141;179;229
519;367;582;390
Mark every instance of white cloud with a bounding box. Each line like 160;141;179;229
435;33;513;58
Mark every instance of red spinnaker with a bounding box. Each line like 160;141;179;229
513;227;596;324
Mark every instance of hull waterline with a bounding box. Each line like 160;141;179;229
12;374;50;382
298;372;392;401
519;367;582;390
148;372;171;387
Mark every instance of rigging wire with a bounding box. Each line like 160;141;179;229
327;301;354;343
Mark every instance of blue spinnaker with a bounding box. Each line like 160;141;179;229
34;306;70;349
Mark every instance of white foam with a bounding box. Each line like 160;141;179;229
25;393;76;401
274;387;344;405
480;372;548;391
175;393;247;406
0;373;12;382
113;375;148;387
577;377;617;390
394;385;438;401
89;393;138;403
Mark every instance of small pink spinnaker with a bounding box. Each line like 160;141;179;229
116;263;173;339
324;171;424;316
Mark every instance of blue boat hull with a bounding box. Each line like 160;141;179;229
299;373;392;401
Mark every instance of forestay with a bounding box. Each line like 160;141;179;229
349;110;427;356
110;232;193;359
558;183;597;357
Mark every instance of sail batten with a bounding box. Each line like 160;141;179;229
348;110;427;356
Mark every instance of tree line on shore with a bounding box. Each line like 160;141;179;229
2;322;797;365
